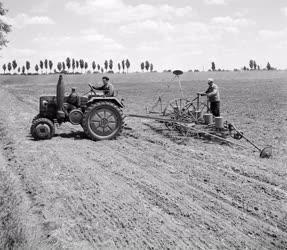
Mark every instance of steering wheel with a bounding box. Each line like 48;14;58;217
88;84;97;95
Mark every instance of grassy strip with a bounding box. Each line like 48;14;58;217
0;157;29;249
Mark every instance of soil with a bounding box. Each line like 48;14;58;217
0;72;286;249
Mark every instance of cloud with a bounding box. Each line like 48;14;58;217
234;9;249;18
26;16;54;25
33;35;72;44
124;20;224;56
32;30;124;51
30;1;50;13
222;26;239;34
177;22;217;41
211;16;252;27
79;29;124;49
258;29;287;51
1;48;36;62
204;0;226;5
65;0;193;23
2;13;55;28
258;28;287;40
119;18;242;54
119;20;174;36
64;0;242;59
282;7;287;16
209;16;257;35
12;48;36;56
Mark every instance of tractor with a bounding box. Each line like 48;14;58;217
30;75;124;141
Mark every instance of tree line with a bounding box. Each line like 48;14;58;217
140;61;154;72
241;60;275;71
1;58;155;75
3;58;276;75
209;60;276;72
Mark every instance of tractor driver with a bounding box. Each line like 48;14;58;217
199;78;220;117
92;76;114;97
63;87;80;115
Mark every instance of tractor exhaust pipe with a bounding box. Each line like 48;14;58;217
57;75;65;119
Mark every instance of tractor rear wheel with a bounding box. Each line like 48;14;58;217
30;118;55;140
82;101;124;141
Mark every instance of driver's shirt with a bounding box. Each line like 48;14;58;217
93;83;114;97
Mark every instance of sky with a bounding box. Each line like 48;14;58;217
0;0;287;72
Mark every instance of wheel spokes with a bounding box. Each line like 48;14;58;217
97;112;103;119
90;108;118;136
90;121;101;132
91;118;101;123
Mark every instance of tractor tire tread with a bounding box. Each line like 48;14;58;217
30;117;55;140
30;114;42;134
82;101;124;141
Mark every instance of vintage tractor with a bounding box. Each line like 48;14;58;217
30;75;124;141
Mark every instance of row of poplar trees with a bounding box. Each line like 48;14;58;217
140;61;154;72
1;58;136;74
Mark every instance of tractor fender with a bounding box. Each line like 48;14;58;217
88;97;124;108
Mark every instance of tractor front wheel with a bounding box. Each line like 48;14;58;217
30;118;55;140
82;101;124;141
30;114;42;134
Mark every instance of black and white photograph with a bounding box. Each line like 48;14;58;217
0;0;286;249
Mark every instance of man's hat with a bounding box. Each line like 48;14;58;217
208;78;214;83
102;76;109;81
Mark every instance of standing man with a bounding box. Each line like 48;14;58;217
93;76;114;97
200;78;220;117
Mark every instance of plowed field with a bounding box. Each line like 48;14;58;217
0;71;286;249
